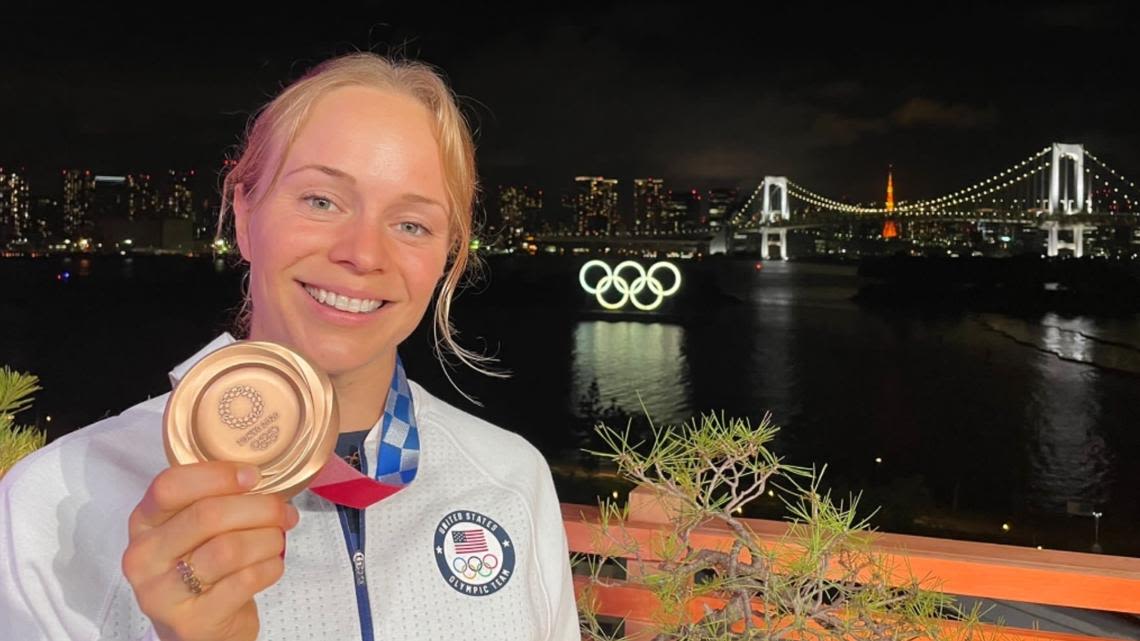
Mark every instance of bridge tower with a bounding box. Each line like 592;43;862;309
760;176;790;224
759;176;790;260
1047;143;1088;215
1043;143;1091;257
760;227;788;260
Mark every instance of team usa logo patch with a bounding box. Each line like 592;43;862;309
434;510;515;596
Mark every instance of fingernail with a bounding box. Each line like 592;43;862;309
237;466;259;489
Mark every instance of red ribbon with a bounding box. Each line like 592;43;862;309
308;455;402;509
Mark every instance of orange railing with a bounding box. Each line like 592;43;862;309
563;487;1140;641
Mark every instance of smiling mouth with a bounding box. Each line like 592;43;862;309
302;283;386;314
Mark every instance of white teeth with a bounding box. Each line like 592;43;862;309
303;285;384;314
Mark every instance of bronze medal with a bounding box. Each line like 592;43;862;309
163;341;339;499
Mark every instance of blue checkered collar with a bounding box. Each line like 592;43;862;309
362;355;420;486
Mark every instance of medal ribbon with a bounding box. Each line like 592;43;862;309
308;357;419;509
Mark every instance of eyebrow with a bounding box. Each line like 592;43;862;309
398;193;448;212
283;164;355;182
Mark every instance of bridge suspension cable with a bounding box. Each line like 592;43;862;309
733;145;1137;224
1084;150;1140;213
728;183;766;226
784;147;1053;215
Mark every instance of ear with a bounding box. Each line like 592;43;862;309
232;183;254;262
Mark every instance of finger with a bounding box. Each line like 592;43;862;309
190;527;288;586
197;556;287;621
129;556;205;625
131;461;261;534
130;524;290;622
127;496;297;583
132;558;270;641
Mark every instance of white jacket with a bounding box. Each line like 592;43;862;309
1;335;579;640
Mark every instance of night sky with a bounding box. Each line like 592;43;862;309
2;2;1138;207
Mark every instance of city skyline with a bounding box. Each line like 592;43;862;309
0;161;767;246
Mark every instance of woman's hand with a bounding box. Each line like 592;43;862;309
122;461;300;641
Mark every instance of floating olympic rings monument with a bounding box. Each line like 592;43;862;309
578;260;682;311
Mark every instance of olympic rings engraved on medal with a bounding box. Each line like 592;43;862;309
249;425;280;451
217;384;264;430
578;260;682;311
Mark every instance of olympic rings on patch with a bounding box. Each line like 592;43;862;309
451;554;501;580
578;260;682;311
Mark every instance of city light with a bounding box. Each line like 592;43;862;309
2;144;1138;259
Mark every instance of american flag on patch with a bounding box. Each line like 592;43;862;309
452;529;488;554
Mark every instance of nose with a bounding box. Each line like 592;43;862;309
327;214;393;274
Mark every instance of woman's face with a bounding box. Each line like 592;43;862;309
234;86;451;379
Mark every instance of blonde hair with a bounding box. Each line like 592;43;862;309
217;53;502;385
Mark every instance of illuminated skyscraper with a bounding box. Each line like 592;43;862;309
127;173;159;220
633;178;665;233
31;196;61;245
573;176;619;235
705;187;738;230
94;175;129;223
0;167;31;247
164;170;195;219
663;190;701;233
498;185;543;237
62;169;96;237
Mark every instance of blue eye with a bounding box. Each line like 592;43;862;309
303;195;335;211
399;221;427;236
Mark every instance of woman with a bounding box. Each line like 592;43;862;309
0;53;579;640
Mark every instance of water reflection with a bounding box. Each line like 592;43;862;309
749;268;799;422
570;321;692;424
1025;343;1111;513
1039;312;1097;363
